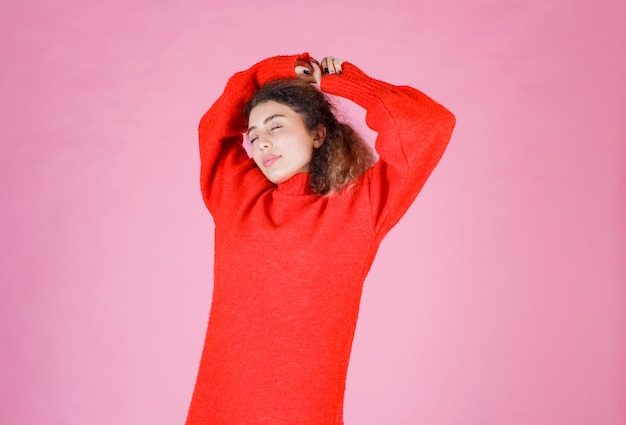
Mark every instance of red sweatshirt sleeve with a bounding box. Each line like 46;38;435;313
198;53;311;216
320;63;456;237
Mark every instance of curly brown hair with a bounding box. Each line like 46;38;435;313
244;79;376;196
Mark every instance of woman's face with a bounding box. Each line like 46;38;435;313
248;101;324;184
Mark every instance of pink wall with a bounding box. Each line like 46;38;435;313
1;0;624;424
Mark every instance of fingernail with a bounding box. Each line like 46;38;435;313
324;67;329;74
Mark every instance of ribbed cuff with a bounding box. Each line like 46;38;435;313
253;52;310;87
320;63;394;110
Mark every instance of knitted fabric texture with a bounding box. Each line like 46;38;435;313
186;53;456;425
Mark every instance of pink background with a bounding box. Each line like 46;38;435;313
1;0;625;424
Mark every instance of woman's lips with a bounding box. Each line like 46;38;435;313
262;154;280;168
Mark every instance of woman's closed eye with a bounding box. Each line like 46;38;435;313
248;123;282;144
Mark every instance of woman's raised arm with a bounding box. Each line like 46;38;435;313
320;61;456;237
198;53;311;216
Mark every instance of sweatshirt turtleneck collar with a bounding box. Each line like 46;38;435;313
276;172;315;196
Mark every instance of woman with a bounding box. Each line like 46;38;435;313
186;53;455;425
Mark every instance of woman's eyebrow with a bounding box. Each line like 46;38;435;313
247;114;285;134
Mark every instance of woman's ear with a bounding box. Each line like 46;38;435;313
312;124;326;148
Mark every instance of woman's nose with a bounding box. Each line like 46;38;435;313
257;136;272;149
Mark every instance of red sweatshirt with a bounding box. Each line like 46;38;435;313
186;53;455;425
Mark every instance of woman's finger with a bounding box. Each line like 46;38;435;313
294;61;316;83
333;57;343;74
294;60;312;74
326;56;336;74
310;61;322;84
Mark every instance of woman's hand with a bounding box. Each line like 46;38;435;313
320;56;343;75
295;57;321;84
295;56;343;84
